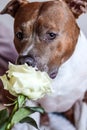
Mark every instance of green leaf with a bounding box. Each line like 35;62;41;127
18;95;26;108
29;107;45;114
11;107;34;125
0;109;9;125
20;116;39;130
0;109;9;130
0;121;8;130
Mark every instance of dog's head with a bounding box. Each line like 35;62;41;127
1;0;87;78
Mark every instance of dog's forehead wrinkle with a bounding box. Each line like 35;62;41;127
37;15;57;28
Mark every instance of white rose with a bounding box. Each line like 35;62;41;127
0;63;52;100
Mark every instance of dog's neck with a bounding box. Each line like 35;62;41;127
50;31;87;112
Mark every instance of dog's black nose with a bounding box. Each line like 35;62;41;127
17;55;35;67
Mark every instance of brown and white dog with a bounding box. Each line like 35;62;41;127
0;0;87;130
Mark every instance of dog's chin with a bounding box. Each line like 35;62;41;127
49;69;58;79
49;72;57;79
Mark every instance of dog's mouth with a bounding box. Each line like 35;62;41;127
34;65;58;79
35;63;58;79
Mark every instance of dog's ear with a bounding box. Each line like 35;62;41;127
0;0;28;17
64;0;87;18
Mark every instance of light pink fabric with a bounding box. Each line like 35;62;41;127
0;22;18;75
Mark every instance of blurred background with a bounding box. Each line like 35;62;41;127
0;0;87;37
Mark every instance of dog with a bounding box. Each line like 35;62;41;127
0;0;87;130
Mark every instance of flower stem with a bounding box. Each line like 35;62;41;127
6;100;18;130
6;95;26;130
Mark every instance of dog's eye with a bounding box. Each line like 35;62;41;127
47;32;57;40
16;32;24;40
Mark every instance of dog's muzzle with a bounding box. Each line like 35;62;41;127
17;55;58;79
